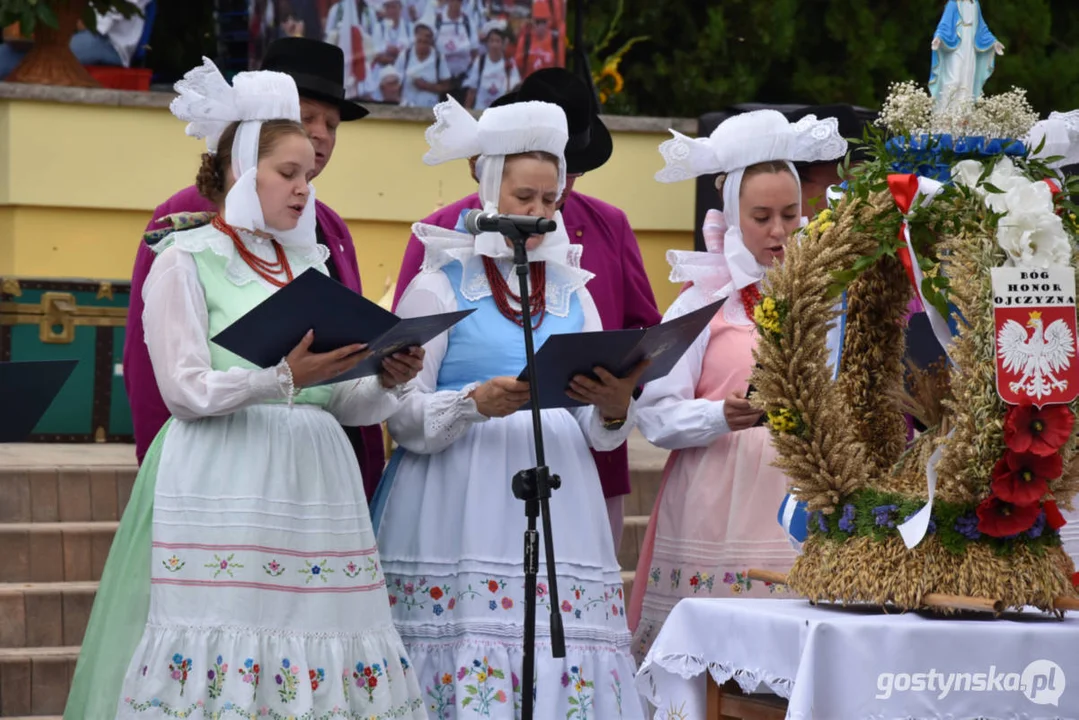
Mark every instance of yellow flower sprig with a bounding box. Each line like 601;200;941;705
753;295;784;337
767;407;805;436
583;0;647;108
592;38;643;105
596;62;624;105
803;208;835;239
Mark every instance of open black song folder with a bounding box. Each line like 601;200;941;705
212;268;474;385
0;359;78;442
517;298;725;409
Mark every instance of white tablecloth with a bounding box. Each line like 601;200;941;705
634;598;1079;720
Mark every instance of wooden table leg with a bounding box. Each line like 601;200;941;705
706;676;789;720
706;672;723;718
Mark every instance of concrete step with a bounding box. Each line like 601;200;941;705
0;467;136;526
0;522;118;584
0;582;99;650
621;569;634;606
626;430;665;517
617;514;651;574
0;646;79;717
0;444;137;525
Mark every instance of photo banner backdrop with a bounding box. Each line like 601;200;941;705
248;0;566;108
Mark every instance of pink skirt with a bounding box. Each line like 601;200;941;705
628;426;798;661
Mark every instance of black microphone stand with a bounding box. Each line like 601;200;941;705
499;217;566;720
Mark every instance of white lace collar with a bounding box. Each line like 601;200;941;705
157;223;329;288
668;248;756;327
413;214;594;318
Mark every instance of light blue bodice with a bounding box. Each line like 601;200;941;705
435;260;584;391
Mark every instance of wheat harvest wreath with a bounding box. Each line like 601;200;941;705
748;79;1079;614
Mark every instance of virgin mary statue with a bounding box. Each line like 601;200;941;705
929;0;1004;113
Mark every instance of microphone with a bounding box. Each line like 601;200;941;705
462;210;557;237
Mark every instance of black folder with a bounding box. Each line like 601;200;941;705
0;359;78;442
517;298;725;409
212;268;475;385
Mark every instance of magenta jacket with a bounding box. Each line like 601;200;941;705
123;185;386;500
392;191;661;498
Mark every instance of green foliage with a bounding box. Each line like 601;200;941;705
0;0;140;39
570;0;798;116
571;0;1079;118
0;0;59;37
141;0;217;80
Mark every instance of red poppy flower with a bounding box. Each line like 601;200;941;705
976;495;1042;537
990;451;1060;505
429;586;444;601
1004;404;1074;456
488;580;499;593
1044;500;1068;531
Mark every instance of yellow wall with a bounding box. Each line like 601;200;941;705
0;93;695;312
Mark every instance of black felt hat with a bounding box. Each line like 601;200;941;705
261;37;369;121
491;67;613;174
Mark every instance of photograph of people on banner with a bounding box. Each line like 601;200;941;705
248;0;565;108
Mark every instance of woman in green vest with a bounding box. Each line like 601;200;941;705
64;58;427;720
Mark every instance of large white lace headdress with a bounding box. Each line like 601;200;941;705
1027;110;1079;170
415;96;594;317
170;57;316;248
422;95;570;260
656;109;848;297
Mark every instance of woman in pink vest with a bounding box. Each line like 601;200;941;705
627;110;848;662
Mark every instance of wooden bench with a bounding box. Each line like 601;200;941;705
707;677;788;720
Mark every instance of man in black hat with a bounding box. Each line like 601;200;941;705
390;67;661;549
123;38;388;500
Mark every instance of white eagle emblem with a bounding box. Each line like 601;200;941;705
997;310;1076;401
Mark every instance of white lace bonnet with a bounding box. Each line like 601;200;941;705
655;110;848;293
424;94;569;199
169;57;316;248
422;95;569;257
1027;110;1079;170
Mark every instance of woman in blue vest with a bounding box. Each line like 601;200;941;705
374;95;646;718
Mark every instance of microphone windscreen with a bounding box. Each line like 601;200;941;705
462;209;485;235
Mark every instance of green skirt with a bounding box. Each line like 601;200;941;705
63;423;168;720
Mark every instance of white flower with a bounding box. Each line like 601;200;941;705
928;88;1039;140
984;157;1034;213
877;81;934;136
951;159;984;190
1001;180;1055;216
971;88;1040;140
997;185;1070;268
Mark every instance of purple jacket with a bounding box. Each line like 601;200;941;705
392;191;661;498
124;185;386;500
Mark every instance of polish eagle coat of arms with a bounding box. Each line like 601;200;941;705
992;268;1079;407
